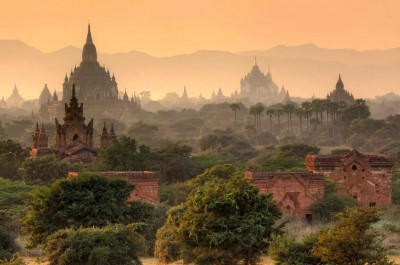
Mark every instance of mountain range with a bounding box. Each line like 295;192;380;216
0;41;399;100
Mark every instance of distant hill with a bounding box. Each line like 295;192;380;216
0;40;398;100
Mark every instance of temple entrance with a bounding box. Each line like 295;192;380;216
73;134;79;141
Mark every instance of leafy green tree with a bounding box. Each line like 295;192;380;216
21;155;69;184
44;224;145;265
340;99;371;125
311;208;393;265
154;205;185;264
0;139;30;180
391;171;400;205
255;156;306;172
278;144;320;158
310;180;356;222
198;128;257;162
99;135;151;171
151;140;192;183
23;174;151;246
178;174;280;265
0;178;39;211
268;233;321;265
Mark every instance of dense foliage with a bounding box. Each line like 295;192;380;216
311;209;393;265
99;136;151;171
0;139;30;180
155;165;281;265
23;174;149;246
20;155;69;184
311;180;356;222
44;224;145;265
268;233;321;265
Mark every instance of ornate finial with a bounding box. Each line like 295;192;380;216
254;57;257;66
339;74;342;81
268;64;270;73
86;23;93;43
72;84;76;97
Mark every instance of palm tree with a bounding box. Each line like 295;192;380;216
229;103;241;127
275;108;284;134
282;102;297;132
311;99;323;123
249;105;258;129
254;103;265;131
266;108;275;133
295;107;304;136
310;117;320;136
301;101;312;133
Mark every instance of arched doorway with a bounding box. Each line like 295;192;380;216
73;134;79;141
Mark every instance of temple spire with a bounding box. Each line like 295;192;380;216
86;24;93;43
254;57;257;66
72;84;76;97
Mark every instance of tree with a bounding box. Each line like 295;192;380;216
341;99;371;125
44;224;145;265
310;117;320;136
311;208;393;265
0;139;30;180
268;233;321;265
23;174;151;246
249;103;265;132
301;101;312;133
21;155;69;184
179;175;280;265
266;108;275;133
99;135;151;171
229;103;241;127
274;108;284;133
154;205;185;264
278;144;320;158
282;102;297;132
295;107;304;135
0;227;19;261
151;140;192;183
310;180;356;223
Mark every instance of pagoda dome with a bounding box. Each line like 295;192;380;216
82;24;97;62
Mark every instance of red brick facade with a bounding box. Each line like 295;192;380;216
305;149;393;208
69;171;160;204
245;172;325;218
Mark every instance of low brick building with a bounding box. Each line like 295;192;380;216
305;149;393;208
245;172;325;219
69;171;160;204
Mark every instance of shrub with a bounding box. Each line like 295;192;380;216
0;228;19;261
44;225;145;265
268;233;321;265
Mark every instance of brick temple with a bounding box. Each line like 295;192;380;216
247;149;393;218
245;172;324;219
305;149;393;208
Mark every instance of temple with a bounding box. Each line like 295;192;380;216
327;74;355;106
43;24;140;119
31;84;117;163
247;149;393;219
245;172;325;219
305;149;393;208
6;84;25;108
238;58;286;104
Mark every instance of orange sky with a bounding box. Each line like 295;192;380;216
1;0;399;56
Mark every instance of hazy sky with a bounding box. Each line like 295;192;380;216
1;0;399;56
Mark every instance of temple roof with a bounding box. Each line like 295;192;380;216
82;24;97;63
